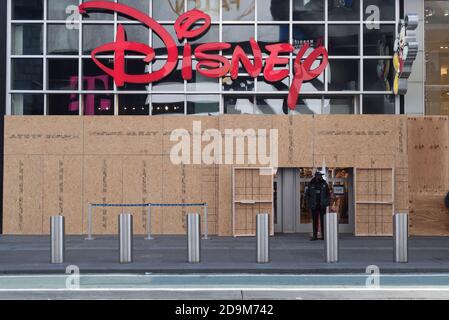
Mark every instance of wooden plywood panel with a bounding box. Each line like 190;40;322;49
3;156;43;234
4;117;83;155
410;194;449;236
43;156;83;235
218;165;233;236
84;116;163;155
83;156;123;235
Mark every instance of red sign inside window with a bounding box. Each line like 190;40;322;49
79;1;329;110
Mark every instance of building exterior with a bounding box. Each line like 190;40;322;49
1;0;449;236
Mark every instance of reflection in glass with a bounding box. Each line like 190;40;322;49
323;96;355;114
258;25;289;50
48;24;79;55
328;25;360;56
426;88;449;115
188;0;220;21
257;77;289;92
290;96;322;114
152;60;184;91
328;0;360;21
258;0;290;21
224;95;255;114
81;0;114;20
363;95;395;114
223;0;255;21
363;24;395;56
363;59;393;91
152;25;181;55
12;94;44;115
364;0;395;21
152;95;185;115
122;25;149;44
187;95;220;115
223;76;255;92
12;24;43;55
153;0;185;21
301;59;325;91
118;0;150;20
12;0;43;20
118;59;150;91
190;26;219;51
48;0;78;20
293;0;324;21
255;96;287;114
83;24;114;54
293;25;324;52
11;59;43;90
82;59;114;91
188;61;221;92
48;59;79;90
119;94;150;115
328;60;359;91
48;94;80;115
222;25;255;55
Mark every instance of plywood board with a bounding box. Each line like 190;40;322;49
410;194;449;236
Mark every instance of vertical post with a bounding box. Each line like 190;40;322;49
325;212;339;263
203;204;209;240
50;216;65;264
145;205;154;240
119;213;133;264
394;213;408;263
85;203;94;240
256;213;270;264
187;213;201;263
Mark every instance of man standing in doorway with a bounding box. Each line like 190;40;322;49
306;170;331;241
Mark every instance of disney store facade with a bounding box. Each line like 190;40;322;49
1;0;449;237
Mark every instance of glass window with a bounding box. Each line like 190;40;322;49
117;59;150;91
118;0;150;20
187;95;220;115
363;59;394;91
12;0;43;20
188;0;220;21
48;0;78;20
224;95;255;114
289;96;322;114
258;0;290;21
152;60;184;92
363;94;395;114
328;0;360;21
12;94;44;115
364;0;396;21
152;95;185;115
363;24;395;56
223;0;255;21
152;25;180;55
119;94;150;115
257;76;289;92
48;24;79;55
82;59;114;91
48;94;80;115
83;24;114;54
293;24;325;52
328;60;359;91
258;25;289;49
323;96;355;114
48;59;79;90
255;95;287;114
11;59;43;90
122;25;149;44
301;59;325;91
223;76;255;92
12;24;43;55
426;88;449;115
328;25;360;56
153;0;184;21
82;94;114;115
81;0;114;21
188;61;221;92
293;0;325;21
222;25;255;55
190;25;219;51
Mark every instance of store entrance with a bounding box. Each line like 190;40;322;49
274;168;355;234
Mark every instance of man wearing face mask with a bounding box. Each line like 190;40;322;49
306;170;331;241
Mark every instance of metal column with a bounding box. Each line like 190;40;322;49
119;213;133;264
325;212;339;263
187;213;201;263
256;213;270;263
394;213;408;263
85;203;94;240
50;216;65;264
145;205;154;240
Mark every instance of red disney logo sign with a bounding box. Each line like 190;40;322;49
79;1;329;110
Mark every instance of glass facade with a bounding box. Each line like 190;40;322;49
7;0;400;115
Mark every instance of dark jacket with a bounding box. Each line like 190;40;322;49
306;177;330;210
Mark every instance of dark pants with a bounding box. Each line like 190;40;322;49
311;205;326;239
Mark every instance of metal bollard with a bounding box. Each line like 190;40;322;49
256;213;270;263
325;212;339;263
187;213;201;263
50;216;65;264
394;213;408;263
119;213;133;264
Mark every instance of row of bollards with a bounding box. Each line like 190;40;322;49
50;213;410;265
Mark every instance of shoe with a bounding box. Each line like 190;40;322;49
310;237;318;241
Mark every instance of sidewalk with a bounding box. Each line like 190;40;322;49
0;234;448;274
